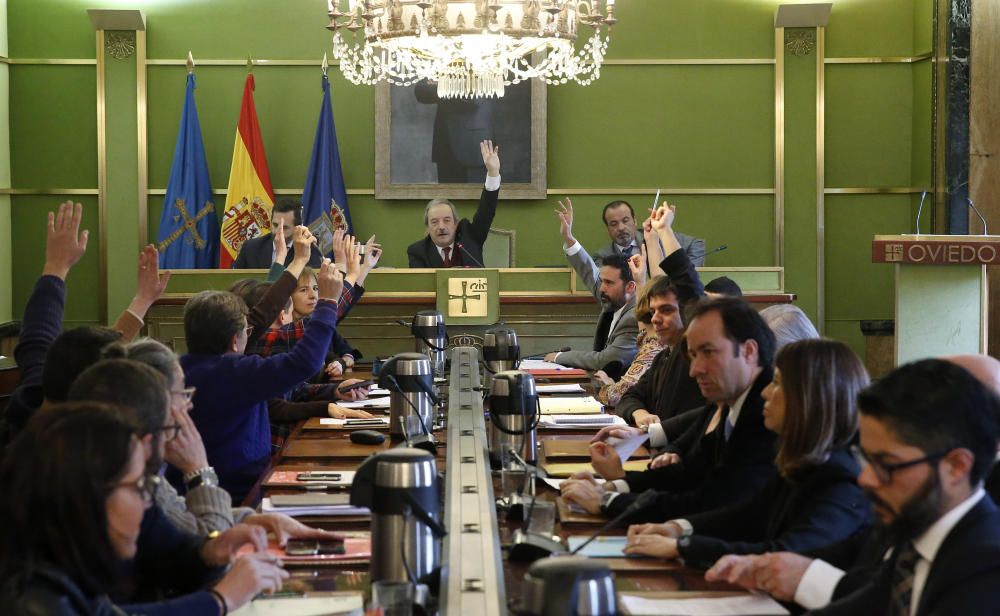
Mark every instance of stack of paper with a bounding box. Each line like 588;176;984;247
536;383;586;394
538;414;626;429
567;536;634;558
318;417;390;427
231;595;363;616
337;397;391;410
619;594;789;615
538;396;605;415
261;497;369;517
520;359;573;370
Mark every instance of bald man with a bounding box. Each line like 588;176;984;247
945;354;1000;502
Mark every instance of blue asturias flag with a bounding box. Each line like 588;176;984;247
302;73;351;256
156;73;219;268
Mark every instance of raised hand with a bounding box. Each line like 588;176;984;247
290;226;313;264
362;235;382;274
345;235;362;284
480;139;500;177
130;245;171;316
331;228;347;267
627;245;647;286
649;203;676;233
555;198;576;246
43;201;89;280
272;219;288;264
316;258;345;302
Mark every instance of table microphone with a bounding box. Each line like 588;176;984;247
688;244;728;260
569;490;658;556
455;242;487;268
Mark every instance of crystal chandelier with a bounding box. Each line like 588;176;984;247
325;0;619;98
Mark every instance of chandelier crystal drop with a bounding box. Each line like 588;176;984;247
326;0;619;98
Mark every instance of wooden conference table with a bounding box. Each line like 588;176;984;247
245;348;758;614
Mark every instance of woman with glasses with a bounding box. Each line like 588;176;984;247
0;403;153;613
623;338;873;568
110;338;343;544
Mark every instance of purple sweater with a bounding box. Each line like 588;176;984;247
179;299;337;503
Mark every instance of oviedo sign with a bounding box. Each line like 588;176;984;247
872;235;1000;265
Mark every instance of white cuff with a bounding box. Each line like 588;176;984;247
553;352;562;363
647;422;668;449
564;240;583;256
485;175;501;191
793;559;844;610
611;479;631;494
671;519;694;537
126;308;145;325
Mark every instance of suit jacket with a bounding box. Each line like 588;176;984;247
593;229;707;267
678;449;870;569
232;233;323;269
559;244;639;371
406;188;498;268
810;496;1000;616
616;249;706;424
606;367;778;524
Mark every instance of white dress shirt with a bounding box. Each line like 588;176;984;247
794;488;986;611
608;385;752;495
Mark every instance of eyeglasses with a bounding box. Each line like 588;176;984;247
170;386;196;403
116;474;160;503
244;325;254;337
852;445;951;484
152;423;182;442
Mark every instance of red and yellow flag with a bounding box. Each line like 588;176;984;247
218;74;275;268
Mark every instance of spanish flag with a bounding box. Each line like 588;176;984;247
219;74;274;268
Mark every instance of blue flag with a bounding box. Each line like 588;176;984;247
302;74;351;256
156;73;219;268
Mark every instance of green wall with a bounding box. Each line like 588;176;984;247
5;0;933;358
0;0;9;324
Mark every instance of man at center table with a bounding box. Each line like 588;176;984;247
406;140;501;268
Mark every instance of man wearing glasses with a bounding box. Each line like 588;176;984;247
706;358;1000;615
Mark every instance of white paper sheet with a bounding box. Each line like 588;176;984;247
336;397;391;410
619;594;789;616
542;477;605;491
260;498;370;517
318;417;390;426
608;432;649;462
368;387;391;396
519;359;574;370
230;595;363;616
536;383;586;393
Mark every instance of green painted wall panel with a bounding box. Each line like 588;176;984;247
9;66;97;187
11;195;101;325
824;194;915;320
825;64;914;188
911;62;932;187
913;0;935;54
823;320;867;364
0;0;9;321
8;0;94;58
548;66;774;189
825;0;915;57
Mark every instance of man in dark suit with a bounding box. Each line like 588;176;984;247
592;199;706;267
707;359;1000;616
406;140;500;268
562;297;778;525
232;198;323;269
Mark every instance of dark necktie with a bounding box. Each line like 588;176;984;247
594;311;614;351
889;541;920;616
621;244;634;258
442;246;453;268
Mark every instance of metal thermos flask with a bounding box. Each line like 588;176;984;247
380;352;435;440
519;557;617;616
350;448;442;583
411;310;447;377
483;328;520;387
488;370;539;468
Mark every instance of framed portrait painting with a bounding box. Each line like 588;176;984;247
375;78;547;199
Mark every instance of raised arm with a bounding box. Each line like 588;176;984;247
556;197;601;299
469;140;501;245
114;244;172;342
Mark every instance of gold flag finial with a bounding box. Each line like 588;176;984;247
246;55;254;73
186;51;195;74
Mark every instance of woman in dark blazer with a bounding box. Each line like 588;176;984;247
623;338;873;569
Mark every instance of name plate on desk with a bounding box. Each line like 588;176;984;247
872;235;1000;265
436;268;500;325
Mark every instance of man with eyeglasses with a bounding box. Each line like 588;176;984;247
706;358;1000;616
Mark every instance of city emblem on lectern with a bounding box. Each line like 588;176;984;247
447;278;488;317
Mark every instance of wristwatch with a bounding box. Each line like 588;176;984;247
599;490;617;514
185;466;219;490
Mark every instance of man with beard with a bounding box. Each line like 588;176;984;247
706;359;1000;615
406;140;500;268
593;199;705;267
547;197;639;373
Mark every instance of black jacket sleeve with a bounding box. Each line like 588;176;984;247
469;188;499;246
615;349;668;424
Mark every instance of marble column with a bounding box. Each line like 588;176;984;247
946;0;971;234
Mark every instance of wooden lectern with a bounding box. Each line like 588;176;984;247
872;235;1000;365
